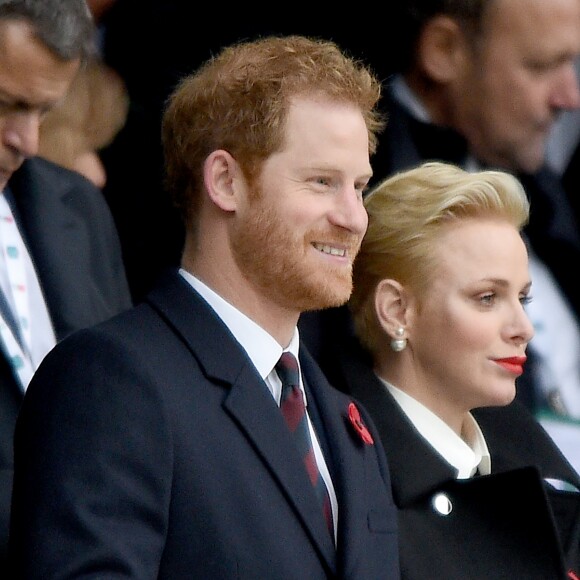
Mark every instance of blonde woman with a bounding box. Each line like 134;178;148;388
345;161;580;579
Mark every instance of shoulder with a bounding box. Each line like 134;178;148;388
10;157;116;226
9;157;113;215
13;157;97;191
474;401;580;485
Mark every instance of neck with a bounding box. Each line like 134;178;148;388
181;239;299;347
404;72;454;127
375;355;468;436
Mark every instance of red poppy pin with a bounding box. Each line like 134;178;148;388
568;570;580;580
347;402;374;445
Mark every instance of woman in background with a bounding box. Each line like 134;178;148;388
38;56;129;188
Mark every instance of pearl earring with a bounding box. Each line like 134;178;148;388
390;327;407;352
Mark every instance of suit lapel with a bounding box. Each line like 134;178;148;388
224;368;336;566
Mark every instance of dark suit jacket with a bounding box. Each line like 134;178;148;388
335;336;580;579
564;139;579;221
9;270;400;579
0;158;132;567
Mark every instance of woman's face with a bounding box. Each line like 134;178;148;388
405;218;534;420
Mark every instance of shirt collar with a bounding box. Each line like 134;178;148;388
179;268;299;380
379;376;491;478
391;75;480;172
391;75;432;123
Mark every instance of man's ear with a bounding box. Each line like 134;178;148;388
418;15;467;82
374;279;409;338
203;149;244;212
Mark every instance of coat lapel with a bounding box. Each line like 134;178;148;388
336;338;456;504
224;368;336;567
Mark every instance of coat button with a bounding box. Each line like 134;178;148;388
432;493;452;515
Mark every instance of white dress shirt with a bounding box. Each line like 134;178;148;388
0;190;56;390
179;268;338;539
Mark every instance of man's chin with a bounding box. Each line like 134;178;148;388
300;283;353;312
507;142;545;174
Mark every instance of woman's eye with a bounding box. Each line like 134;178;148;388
480;293;495;305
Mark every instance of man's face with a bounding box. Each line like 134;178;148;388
450;0;580;173
0;20;80;190
229;96;371;314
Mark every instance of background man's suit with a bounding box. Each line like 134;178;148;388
9;270;400;579
0;157;132;566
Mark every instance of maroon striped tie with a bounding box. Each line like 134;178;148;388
276;352;334;540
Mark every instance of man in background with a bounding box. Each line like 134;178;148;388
0;0;131;569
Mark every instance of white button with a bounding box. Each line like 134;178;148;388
432;493;452;515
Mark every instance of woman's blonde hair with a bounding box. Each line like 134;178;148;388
350;161;530;357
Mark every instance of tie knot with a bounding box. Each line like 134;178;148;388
276;352;300;390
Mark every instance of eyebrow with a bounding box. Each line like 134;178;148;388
0;87;54;113
481;278;532;292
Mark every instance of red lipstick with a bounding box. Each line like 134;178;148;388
494;356;527;376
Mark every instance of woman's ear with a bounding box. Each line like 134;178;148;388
417;15;467;83
374;279;409;339
203;149;244;212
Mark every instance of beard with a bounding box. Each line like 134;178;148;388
230;193;360;312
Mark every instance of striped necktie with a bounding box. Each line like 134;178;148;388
276;352;334;540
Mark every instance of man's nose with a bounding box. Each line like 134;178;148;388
328;186;368;236
551;61;580;110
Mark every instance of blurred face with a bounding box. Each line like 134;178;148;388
230;97;371;313
0;20;80;190
406;219;534;422
450;0;580;173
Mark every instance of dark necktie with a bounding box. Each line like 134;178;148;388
276;352;334;540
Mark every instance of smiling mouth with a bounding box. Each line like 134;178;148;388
312;243;346;257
